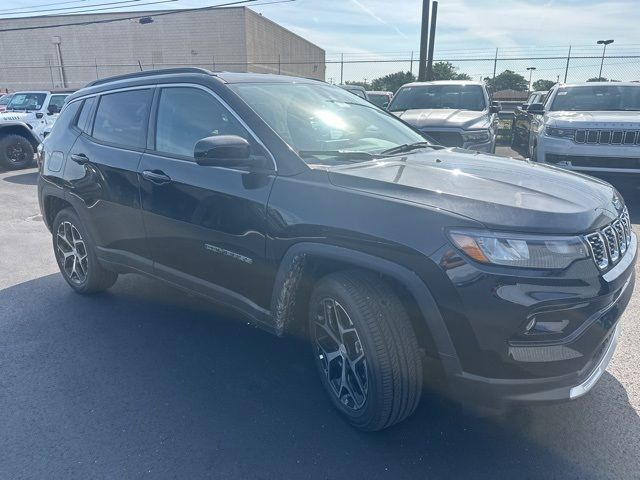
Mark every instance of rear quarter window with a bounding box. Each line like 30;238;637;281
92;89;152;148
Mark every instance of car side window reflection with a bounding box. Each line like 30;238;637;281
155;87;261;159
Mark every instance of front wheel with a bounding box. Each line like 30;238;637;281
0;134;35;170
309;270;423;431
52;208;118;294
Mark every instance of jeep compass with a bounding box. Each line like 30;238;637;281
38;68;636;431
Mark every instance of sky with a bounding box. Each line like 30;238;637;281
3;0;640;82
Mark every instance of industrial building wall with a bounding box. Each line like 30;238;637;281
0;7;325;91
244;9;325;79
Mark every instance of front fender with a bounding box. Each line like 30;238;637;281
0;121;41;145
269;242;462;375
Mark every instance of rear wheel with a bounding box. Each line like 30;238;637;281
52;208;118;294
0;134;35;170
309;270;423;431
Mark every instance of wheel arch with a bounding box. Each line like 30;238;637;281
269;242;461;373
42;193;73;231
0;122;41;149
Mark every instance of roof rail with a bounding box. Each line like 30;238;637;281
85;67;214;88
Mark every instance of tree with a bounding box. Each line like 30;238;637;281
370;71;416;93
587;77;608;82
484;70;528;92
532;79;555;91
431;61;472;81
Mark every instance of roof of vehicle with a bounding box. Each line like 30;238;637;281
530;90;548;95
400;80;484;88
366;91;393;95
84;67;323;89
556;82;640;88
10;90;74;95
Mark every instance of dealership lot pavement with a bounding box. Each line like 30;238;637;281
1;165;639;480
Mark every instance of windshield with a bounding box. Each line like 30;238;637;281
7;92;47;111
368;93;390;108
550;85;640;111
230;82;426;165
389;84;486;112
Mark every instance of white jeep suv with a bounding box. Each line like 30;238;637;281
530;82;640;176
0;90;71;170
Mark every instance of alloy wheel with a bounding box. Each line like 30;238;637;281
56;221;88;285
7;142;27;164
313;297;368;411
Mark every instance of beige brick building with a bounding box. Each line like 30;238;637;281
0;7;326;91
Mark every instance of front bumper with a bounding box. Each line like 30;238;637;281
432;230;636;407
535;135;640;174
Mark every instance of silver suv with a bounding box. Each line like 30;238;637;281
530;82;640;176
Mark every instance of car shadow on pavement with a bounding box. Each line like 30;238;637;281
1;273;638;479
2;171;38;185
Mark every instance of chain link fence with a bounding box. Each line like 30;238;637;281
1;46;639;92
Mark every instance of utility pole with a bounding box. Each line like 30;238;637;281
564;45;571;83
425;1;438;81
409;51;414;75
492;47;498;81
597;39;614;80
340;53;344;84
418;0;430;81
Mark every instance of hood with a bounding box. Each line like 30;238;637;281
328;149;620;234
546;110;640;128
392;109;489;130
0;111;31;123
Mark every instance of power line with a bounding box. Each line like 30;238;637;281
0;0;181;19
0;0;90;14
0;0;294;32
1;0;145;16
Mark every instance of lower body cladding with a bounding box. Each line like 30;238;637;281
535;136;640;175
433;233;637;407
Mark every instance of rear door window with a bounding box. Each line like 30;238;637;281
92;89;153;149
76;97;96;133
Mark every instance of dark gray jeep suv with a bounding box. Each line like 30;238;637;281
38;68;636;431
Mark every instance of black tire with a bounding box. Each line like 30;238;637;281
0;133;35;170
52;208;118;294
308;270;423;431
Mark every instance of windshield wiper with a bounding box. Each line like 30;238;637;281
298;150;388;161
380;142;441;155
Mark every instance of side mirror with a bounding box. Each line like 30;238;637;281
489;105;500;114
382;101;389;109
528;103;545;114
194;135;252;167
47;104;60;115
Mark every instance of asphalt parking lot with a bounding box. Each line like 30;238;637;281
1;162;639;480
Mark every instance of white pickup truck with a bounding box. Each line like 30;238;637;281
0;90;72;170
529;82;640;177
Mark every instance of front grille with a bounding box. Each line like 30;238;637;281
545;153;640;170
574;129;640;146
423;130;463;148
584;208;632;271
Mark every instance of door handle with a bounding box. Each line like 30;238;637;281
142;170;172;184
70;153;90;165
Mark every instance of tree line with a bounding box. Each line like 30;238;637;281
345;61;614;93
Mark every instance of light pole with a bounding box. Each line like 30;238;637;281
597;39;614;80
526;66;536;91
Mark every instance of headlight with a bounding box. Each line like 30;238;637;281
462;130;491;143
448;229;589;269
545;127;575;139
